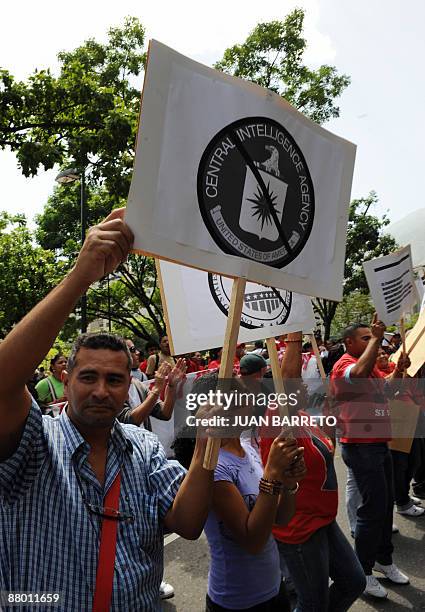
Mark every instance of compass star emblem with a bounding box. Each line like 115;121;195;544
247;182;279;231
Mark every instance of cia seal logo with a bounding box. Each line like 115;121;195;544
197;117;314;268
208;273;292;330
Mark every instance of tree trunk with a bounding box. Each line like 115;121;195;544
313;299;338;341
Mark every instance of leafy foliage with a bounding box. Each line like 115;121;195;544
215;10;350;124
88;255;165;342
0;213;66;337
0;17;145;198
330;291;375;337
314;192;399;339
2;12;353;342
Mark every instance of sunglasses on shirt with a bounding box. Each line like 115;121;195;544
85;501;135;523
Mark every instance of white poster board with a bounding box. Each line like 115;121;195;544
363;245;419;325
158;260;316;355
126;40;356;301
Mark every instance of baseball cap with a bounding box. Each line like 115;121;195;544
239;354;267;375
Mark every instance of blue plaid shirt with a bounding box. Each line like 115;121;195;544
0;402;185;611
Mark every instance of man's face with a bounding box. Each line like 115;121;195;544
236;345;246;359
65;348;131;430
160;336;170;355
346;327;372;358
125;340;139;369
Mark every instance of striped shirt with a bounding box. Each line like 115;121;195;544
0;402;185;611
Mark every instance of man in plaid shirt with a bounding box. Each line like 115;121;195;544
0;209;213;611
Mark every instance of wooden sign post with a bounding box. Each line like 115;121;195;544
203;277;247;470
309;334;327;381
400;317;407;377
265;338;290;420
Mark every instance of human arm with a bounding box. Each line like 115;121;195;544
163;436;214;539
280;331;303;378
349;314;384;378
145;354;157;378
0;209;133;459
125;363;171;426
212;436;302;555
160;358;186;420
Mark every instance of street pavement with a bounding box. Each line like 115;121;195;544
162;451;425;611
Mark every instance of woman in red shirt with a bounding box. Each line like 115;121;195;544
260;332;365;611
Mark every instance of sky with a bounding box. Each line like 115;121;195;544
1;0;424;226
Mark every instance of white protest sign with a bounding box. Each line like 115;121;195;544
363;245;419;325
158;260;316;355
126;40;356;301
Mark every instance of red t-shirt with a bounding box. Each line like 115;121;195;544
208;357;240;373
377;361;396;376
260;416;338;545
330;353;391;443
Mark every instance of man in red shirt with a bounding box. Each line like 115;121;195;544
331;316;410;599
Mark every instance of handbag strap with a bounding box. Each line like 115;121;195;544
46;376;58;401
92;472;121;612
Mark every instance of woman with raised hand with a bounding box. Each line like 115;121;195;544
173;371;306;612
260;332;366;611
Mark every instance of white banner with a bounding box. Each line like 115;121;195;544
126;40;356;301
158;260;316;355
363;245;419;325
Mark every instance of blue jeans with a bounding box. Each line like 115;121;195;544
346;467;362;534
341;443;394;575
277;521;365;612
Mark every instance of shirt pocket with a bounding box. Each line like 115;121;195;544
132;491;162;556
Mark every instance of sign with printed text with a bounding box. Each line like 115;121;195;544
158;260;316;355
126;40;356;301
363;245;419;325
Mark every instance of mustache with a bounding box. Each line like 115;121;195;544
81;401;116;410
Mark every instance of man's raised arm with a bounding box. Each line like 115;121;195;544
0;209;133;458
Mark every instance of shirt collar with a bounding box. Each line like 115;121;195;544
59;408;133;457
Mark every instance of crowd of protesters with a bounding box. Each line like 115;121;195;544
1;209;425;611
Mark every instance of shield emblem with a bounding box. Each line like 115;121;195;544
239;167;288;242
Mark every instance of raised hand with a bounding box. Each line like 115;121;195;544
168;358;187;387
283;451;307;489
264;433;303;482
73;208;133;287
371;312;386;341
396;353;411;374
154;362;172;393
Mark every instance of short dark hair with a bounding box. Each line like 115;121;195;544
145;341;159;351
67;333;132;373
342;323;370;343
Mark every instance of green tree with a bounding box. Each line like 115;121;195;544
314;192;399;340
36;185;165;342
330;291;375;337
215;9;350;124
0;16;145;198
3;11;352;340
0;212;66;337
87;256;165;342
